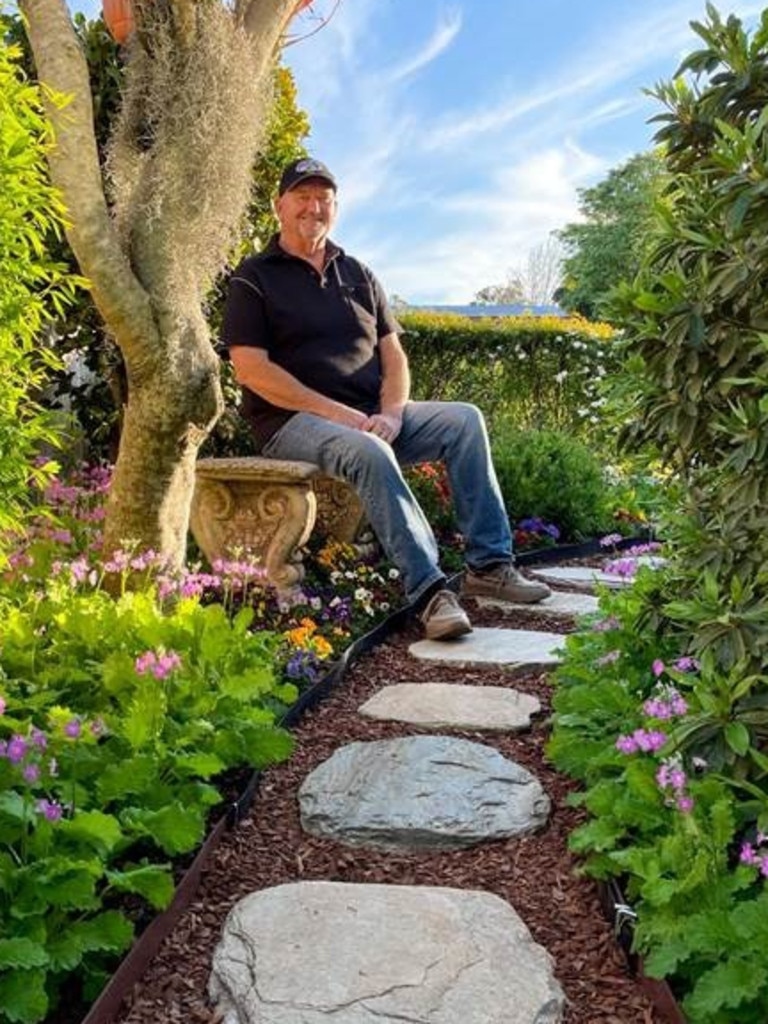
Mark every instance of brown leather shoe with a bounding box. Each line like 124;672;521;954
462;563;551;604
419;589;473;641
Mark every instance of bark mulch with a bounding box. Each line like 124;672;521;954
112;598;663;1024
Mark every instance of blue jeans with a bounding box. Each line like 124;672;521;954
261;401;512;604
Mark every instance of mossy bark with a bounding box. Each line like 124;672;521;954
20;0;300;567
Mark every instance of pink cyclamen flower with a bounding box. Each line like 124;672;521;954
135;651;157;675
740;841;759;866
36;799;63;822
634;729;667;753
652;659;665;678
676;795;694;813
643;698;672;720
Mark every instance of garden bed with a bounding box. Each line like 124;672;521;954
98;600;677;1024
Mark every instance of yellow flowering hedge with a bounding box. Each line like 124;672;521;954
399;311;617;437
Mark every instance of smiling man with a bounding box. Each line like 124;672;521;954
221;156;550;640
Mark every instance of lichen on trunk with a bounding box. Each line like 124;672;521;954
20;0;301;568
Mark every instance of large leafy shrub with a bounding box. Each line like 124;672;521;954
550;7;768;1021
0;31;79;551
490;426;615;541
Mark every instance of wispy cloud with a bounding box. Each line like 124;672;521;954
384;9;462;83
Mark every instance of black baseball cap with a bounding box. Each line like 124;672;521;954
278;157;337;196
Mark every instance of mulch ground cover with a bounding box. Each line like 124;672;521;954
108;587;666;1024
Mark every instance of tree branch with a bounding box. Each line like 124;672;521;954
241;0;300;72
19;0;158;359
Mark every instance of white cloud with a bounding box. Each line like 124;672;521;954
384;9;462;83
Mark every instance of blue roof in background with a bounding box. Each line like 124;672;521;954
405;303;567;318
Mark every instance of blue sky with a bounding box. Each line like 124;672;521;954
283;0;764;303
70;0;764;303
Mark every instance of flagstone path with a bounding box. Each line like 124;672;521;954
115;559;666;1024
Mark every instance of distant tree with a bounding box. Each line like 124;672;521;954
388;293;410;312
556;152;666;320
519;237;564;305
472;274;525;305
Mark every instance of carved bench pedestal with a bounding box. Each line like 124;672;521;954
189;457;368;590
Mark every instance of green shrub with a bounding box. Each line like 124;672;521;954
0;32;81;553
400;310;617;439
491;427;615;541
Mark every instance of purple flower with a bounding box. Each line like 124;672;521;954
0;696;5;716
604;557;638;579
30;727;47;750
652;659;665;678
634;729;667;753
616;735;638;754
673;656;700;672
64;718;82;740
22;763;40;784
36;799;63;822
740;841;759;866
676;795;694;813
6;735;28;764
599;533;623;548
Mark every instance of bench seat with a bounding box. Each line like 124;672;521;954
189;457;368;589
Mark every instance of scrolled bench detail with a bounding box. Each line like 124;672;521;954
189;457;367;589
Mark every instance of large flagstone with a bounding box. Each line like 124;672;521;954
473;589;599;616
299;735;550;851
409;627;565;667
529;565;631;592
358;682;540;731
209;881;565;1024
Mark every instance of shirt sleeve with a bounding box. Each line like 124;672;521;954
220;271;270;355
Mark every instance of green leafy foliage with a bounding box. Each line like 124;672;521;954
0;29;81;552
490;426;616;540
557;152;667;320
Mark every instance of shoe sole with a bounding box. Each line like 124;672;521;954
461;587;551;605
425;619;473;641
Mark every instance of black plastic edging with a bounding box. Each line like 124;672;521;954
596;879;688;1023
79;598;413;1024
516;531;655;567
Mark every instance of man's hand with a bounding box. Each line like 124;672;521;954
362;411;403;444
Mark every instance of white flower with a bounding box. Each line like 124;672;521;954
388;568;400;580
554;370;568;383
310;597;322;610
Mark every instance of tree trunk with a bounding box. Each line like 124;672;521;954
21;0;300;570
102;313;223;566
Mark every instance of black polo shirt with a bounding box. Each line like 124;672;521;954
221;236;401;450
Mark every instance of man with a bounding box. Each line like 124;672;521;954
221;156;551;640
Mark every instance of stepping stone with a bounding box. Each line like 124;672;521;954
299;735;550;851
359;682;541;731
474;589;599;616
209;881;565;1024
530;565;631;592
409;627;565;668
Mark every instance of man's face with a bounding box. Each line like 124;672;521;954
276;177;337;244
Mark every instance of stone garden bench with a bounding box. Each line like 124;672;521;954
189;457;369;590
